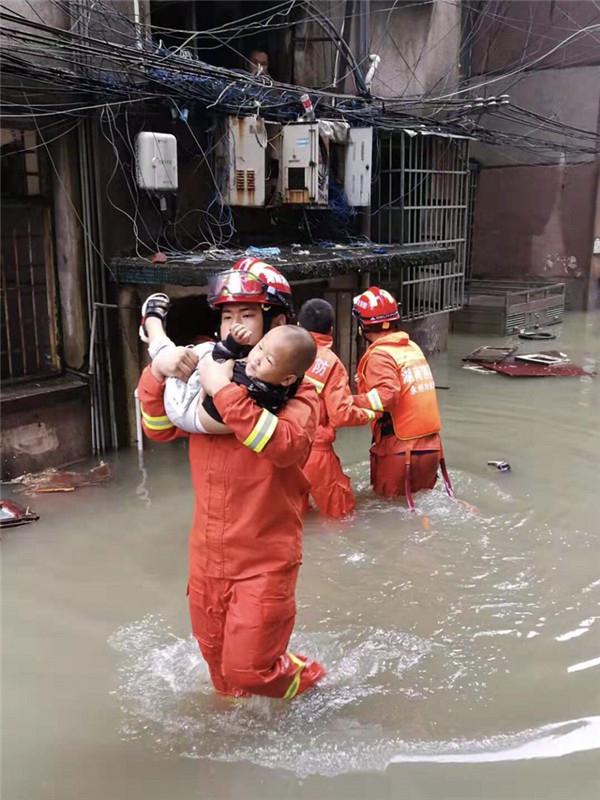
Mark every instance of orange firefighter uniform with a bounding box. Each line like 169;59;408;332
137;367;324;698
354;331;443;502
302;332;375;518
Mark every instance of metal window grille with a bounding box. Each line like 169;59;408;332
374;132;470;319
464;159;480;283
1;129;60;383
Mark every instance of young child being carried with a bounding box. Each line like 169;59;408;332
139;293;315;434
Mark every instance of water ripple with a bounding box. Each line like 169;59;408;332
108;616;600;777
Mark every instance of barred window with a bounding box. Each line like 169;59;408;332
1;128;60;383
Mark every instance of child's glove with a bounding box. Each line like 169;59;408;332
139;292;171;343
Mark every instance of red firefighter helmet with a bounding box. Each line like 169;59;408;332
352;287;400;328
207;257;293;312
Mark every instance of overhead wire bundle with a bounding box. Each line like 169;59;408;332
1;0;599;161
0;0;471;135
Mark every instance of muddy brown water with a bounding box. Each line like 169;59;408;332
2;312;600;800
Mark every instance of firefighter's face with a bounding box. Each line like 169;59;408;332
220;304;264;344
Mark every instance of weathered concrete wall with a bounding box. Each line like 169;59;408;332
470;0;600;76
0;0;149;32
589;172;600;308
470;65;600;168
473;160;597;277
370;0;461;99
468;0;600;308
1;380;92;480
293;0;461;99
0;0;69;30
292;1;344;89
472;160;597;305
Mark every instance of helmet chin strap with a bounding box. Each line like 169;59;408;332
261;304;290;332
353;311;370;337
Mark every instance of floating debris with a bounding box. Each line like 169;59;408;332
518;329;556;341
8;462;112;495
486;362;589;378
463;346;517;364
462;363;494;374
487;460;511;472
0;499;39;527
514;351;569;365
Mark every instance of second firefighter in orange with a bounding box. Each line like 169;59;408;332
298;299;375;519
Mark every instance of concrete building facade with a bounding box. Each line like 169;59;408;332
467;0;600;310
1;0;478;477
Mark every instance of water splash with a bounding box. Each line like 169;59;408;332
109;615;433;775
108;616;600;776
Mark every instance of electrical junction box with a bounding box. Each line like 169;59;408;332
222;115;268;206
135;132;178;191
344;128;373;206
281;122;329;205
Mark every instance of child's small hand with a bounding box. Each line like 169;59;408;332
230;323;253;345
151;346;199;382
198;357;234;396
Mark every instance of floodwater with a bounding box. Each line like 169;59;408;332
2;311;600;800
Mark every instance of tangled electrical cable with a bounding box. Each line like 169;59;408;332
0;0;469;135
1;0;599;163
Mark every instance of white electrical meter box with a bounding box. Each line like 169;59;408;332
344;128;372;206
224;115;267;206
281;122;329;205
135;132;178;191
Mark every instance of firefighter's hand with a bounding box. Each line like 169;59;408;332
230;323;253;345
151;346;199;382
198;357;234;396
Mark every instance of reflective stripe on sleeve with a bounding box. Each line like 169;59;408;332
283;652;306;700
141;408;175;431
367;388;383;412
305;375;325;394
242;408;278;453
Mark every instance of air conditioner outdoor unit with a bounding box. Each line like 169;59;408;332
222;115;268;207
344;128;373;207
281;122;329;206
135;132;178;191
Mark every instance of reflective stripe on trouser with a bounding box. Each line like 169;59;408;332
302;446;356;519
188;567;306;698
283;652;306;699
370;449;440;499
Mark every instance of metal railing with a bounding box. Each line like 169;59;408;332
374;131;470;318
400;261;466;321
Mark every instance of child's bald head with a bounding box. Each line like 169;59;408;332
273;325;317;375
245;325;316;386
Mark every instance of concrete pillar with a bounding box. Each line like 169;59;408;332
51;130;88;369
587;167;600;309
118;285;144;444
404;313;449;356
